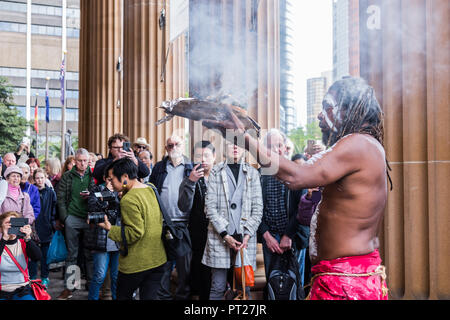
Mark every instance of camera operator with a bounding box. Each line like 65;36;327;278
0;211;41;300
85;176;121;300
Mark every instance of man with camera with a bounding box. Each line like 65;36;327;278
85;177;121;300
56;148;95;300
93;133;150;186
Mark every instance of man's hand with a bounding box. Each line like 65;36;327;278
202;105;247;144
122;150;139;166
306;187;320;200
263;231;283;254
189;164;204;183
279;235;292;252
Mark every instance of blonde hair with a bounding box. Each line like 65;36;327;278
0;212;20;226
46;158;61;176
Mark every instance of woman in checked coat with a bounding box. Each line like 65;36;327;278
202;142;263;300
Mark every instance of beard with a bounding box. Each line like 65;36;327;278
168;149;182;160
321;128;339;147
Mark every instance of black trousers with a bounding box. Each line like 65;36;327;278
116;263;166;300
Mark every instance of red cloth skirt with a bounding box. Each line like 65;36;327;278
308;250;388;300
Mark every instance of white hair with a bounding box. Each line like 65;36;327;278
263;128;286;147
75;148;90;158
17;162;30;171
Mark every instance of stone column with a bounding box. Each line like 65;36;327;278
360;0;450;299
123;0;186;161
79;0;123;156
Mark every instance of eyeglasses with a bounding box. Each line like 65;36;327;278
136;145;147;150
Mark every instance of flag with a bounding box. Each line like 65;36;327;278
45;79;50;123
60;53;65;106
34;95;39;134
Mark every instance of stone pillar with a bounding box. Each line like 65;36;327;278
79;0;123;156
360;0;450;299
123;0;186;161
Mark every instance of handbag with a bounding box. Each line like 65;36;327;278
234;248;255;287
146;183;191;261
46;230;68;265
4;245;51;300
224;249;249;300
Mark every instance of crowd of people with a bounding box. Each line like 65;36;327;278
0;77;390;301
0;130;320;301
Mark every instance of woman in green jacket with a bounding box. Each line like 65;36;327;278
98;158;166;300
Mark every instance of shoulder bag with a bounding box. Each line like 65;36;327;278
4;244;51;300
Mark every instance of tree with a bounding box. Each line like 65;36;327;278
288;122;322;154
0;77;30;156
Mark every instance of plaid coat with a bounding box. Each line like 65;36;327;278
202;161;263;269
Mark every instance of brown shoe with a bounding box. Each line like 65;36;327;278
56;289;73;300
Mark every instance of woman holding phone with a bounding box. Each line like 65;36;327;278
0;211;42;300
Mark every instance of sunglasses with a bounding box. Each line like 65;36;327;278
136;145;147;150
167;143;181;149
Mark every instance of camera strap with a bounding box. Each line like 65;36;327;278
120;223;128;257
4;243;30;282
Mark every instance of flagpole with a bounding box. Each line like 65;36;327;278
25;0;31;137
34;93;39;158
45;77;50;162
60;0;67;163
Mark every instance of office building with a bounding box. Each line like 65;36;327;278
0;0;80;153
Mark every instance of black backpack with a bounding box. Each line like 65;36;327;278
266;249;305;300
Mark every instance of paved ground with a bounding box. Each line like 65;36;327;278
45;265;90;300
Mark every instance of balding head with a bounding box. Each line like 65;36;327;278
3;153;16;167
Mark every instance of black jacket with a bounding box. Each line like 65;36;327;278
84;184;121;252
149;156;193;195
257;174;304;242
35;186;57;243
178;176;208;253
93;153;150;185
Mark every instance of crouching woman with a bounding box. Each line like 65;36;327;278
0;211;42;300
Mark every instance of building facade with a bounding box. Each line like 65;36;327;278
332;0;350;82
0;0;80;156
306;71;331;125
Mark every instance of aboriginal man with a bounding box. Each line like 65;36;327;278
204;77;390;300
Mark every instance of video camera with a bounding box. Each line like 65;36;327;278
93;190;116;202
88;209;116;224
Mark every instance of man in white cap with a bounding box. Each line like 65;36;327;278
132;137;151;158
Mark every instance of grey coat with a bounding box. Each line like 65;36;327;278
202;161;263;270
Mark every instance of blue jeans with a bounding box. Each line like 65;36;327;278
88;251;119;300
0;286;35;300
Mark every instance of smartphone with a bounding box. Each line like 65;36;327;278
123;142;131;152
311;190;322;203
9;218;28;237
193;162;203;170
307;140;316;148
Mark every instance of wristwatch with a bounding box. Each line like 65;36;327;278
220;231;228;244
